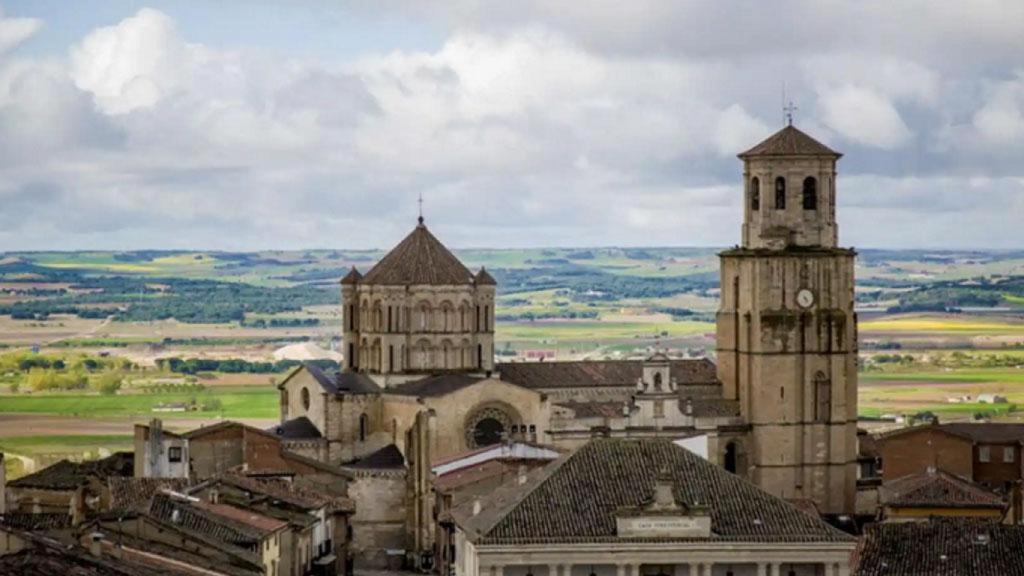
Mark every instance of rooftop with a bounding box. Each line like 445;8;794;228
498;358;718;390
107;477;193;513
880;469;1006;510
856;519;1024;576
386;373;486;397
359;222;476;286
456;438;853;545
270;415;323;440
344;444;406;470
738;125;841;159
9;452;133;490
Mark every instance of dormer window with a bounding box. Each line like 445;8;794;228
774;177;786;209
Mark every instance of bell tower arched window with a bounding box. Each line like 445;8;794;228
803;176;818;210
653;372;663;391
750;177;760;211
774;177;786;209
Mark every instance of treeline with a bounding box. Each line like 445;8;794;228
241;318;320;328
496;310;600;321
888;277;1024;313
492;266;717;300
156;357;338;375
0;262;335;324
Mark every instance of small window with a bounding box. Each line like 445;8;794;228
653;372;663;390
168;446;182;463
359;413;368;442
751;177;760;211
301;387;310;410
980;446;991;463
803;176;818;210
774;176;786;209
1004;447;1015;463
654;400;664;418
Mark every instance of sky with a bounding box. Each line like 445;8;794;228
0;1;1022;251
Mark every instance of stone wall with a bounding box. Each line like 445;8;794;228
347;469;408;568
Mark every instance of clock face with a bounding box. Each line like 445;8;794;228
797;288;815;309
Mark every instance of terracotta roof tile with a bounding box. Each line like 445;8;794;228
459;438;853;545
360;223;474;286
9;452;133;490
856;519;1024;576
739;125;841;158
881;469;1006;510
498;358;718;390
108;477;192;513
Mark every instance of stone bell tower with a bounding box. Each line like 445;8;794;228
716;124;858;514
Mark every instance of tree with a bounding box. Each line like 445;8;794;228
92;371;124;395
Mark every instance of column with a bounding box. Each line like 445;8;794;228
699;563;712;576
757;564;768;576
617;564;627;576
548;564;560;576
769;564;780;576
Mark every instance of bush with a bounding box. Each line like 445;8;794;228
91;371;124;395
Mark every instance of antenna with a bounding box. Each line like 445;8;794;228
417;192;424;225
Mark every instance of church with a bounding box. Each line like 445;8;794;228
274;124;859;565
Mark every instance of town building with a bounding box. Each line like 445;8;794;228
873;422;1024;522
877;468;1007;522
450;437;856;576
855;519;1024;576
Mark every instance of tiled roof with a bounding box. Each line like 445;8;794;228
270;416;323;439
474;267;497;286
498;358;719;390
881;469;1006;510
0;537;187;576
458;438;853;545
148;493;266;548
108;477;192;513
340;267;362;285
556;401;626;419
0;512;73;531
345;444;406;470
192;500;289;534
214;473;354;513
738;125;841;159
9;452;133;490
686;397;741;418
303;363;380;395
856;519;1024;576
359;223;475;286
387;373;485;397
878;422;1024;444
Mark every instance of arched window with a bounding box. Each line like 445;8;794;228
724;442;738;474
359;413;368;442
774;176;786;209
348;343;355;369
477;344;483;369
653;372;663;391
803;176;817;210
750;177;760;211
301;387;310;411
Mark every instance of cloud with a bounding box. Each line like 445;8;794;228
0;7;41;55
0;3;1021;251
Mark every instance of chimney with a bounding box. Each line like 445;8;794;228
685;399;693;415
472;498;482;516
209;488;220;504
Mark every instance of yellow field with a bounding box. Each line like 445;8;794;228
861;315;1024;334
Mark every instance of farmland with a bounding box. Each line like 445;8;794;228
2;247;1024;470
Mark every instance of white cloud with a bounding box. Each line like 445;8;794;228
0;7;41;55
972;73;1024;145
818;85;913;150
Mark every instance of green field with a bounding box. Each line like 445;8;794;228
0;386;277;419
0;434;133;456
497;319;713;341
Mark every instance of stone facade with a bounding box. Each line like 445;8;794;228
717;126;858;514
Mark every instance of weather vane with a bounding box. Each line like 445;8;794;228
782;82;797;126
417;192;424;225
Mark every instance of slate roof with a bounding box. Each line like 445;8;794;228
738;125;841;159
270;416;323;440
387;373;486;397
359;222;475;286
856;519;1024;576
498;358;719;390
9;452;133;490
107;477;192;513
344;444;406;470
880;469;1006;510
458;438;853;545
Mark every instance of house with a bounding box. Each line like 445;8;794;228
873;422;1024;522
432;442;562;576
450;438;856;576
855;519;1024;575
4;451;133;520
878;468;1007;522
